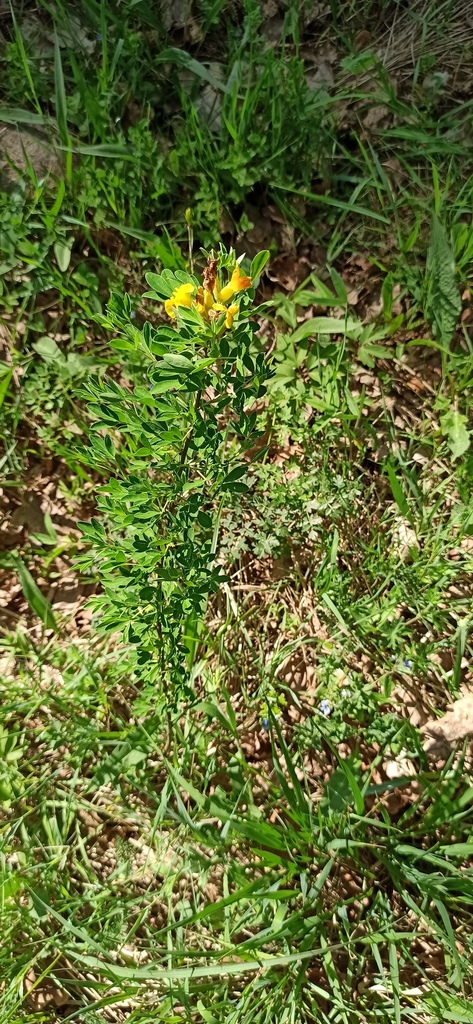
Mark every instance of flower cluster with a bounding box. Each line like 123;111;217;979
164;262;252;329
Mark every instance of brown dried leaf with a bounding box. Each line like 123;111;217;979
362;105;389;130
422;693;473;756
25;970;69;1011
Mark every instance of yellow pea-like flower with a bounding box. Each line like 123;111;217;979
219;264;252;303
163;264;249;327
231;265;252;291
164;283;194;318
225;303;239;329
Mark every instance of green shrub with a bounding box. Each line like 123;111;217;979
75;246;271;707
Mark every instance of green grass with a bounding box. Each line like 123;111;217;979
1;0;473;1021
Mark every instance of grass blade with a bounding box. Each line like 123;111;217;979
0;106;49;125
154;47;231;94
12;556;57;632
54;33;72;180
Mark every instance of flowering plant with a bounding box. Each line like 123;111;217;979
76;246;270;708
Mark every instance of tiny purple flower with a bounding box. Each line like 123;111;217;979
319;699;331;717
261;717;269;731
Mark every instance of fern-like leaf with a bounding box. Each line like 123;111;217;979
426;214;462;344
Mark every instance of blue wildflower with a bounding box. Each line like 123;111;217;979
261;717;269;731
319;699;331;717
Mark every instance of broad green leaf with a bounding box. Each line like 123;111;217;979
291;316;361;344
222;465;247;484
197;511;213;529
382;272;394;318
272;359;297;386
151;378;184;394
329;267;347;303
440;409;470;460
358;342;392;368
145;272;182;298
0;106;49;125
160;353;194;371
440;843;473;858
426;214;462;344
53;237;73;272
250;250;270;282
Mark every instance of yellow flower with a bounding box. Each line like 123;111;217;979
232;264;252;291
164;283;194;318
163;264;248;328
225;303;239;329
219;264;252;303
210;302;227;317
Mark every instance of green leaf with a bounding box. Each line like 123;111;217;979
53;237;73;272
425;991;473;1023
160;353;194;371
154;48;231;93
197;510;213;529
0;106;49;126
69;946;331;982
54;34;71;180
305;274;338;305
329;267;347;304
222;465;247;483
250;250;270;282
0;366;12;408
291;316;361;344
194;700;236;736
220;480;249;493
33;337;64;363
69;143;133;159
272;359;297;385
439;843;473;858
321;768;353;814
440;409;470;460
271;182;390;223
426;214;462;344
382;272;394;318
386;461;410;518
145;272;178;297
11;556;57;631
358;342;392;368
